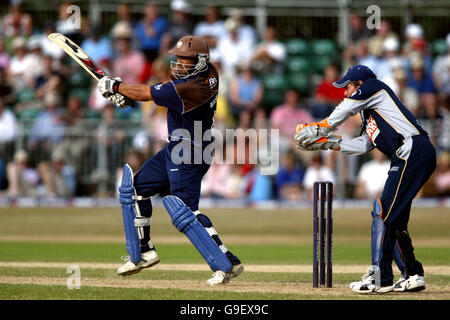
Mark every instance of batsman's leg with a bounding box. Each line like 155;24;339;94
163;195;241;285
117;148;170;276
166;155;243;285
117;164;160;276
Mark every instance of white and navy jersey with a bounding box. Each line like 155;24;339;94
150;63;219;150
328;78;428;157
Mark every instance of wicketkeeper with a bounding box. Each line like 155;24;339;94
97;36;243;285
295;65;436;293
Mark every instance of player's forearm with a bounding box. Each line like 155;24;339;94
338;135;374;155
327;98;365;129
118;83;153;101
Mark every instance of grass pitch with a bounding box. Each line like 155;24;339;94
0;206;448;300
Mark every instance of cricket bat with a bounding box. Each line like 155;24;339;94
48;32;107;80
48;32;134;106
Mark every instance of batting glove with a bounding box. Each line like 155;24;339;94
294;118;334;145
97;76;122;97
297;135;342;151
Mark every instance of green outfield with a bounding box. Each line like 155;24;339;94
0;206;449;300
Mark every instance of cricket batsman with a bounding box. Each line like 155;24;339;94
294;65;436;293
97;36;243;285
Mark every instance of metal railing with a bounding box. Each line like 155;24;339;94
0;117;444;197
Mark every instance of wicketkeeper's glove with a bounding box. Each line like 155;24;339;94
297;135;342;151
294;118;334;145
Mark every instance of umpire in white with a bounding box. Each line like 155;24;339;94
295;65;436;293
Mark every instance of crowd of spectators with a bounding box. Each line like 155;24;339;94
0;1;449;201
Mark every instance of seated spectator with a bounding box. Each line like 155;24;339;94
270;89;313;138
312;64;346;119
26;37;45;81
276;150;304;201
28;92;66;161
349;13;371;45
38;150;76;197
434;152;450;197
432;33;450;93
0;157;6;190
407;56;436;94
228;64;263;128
228;8;257;49
354;149;390;199
248;167;273;203
303;153;335;200
201;161;235;199
367;20;398;56
7;37;34;90
251;26;286;75
159;0;194;56
2;1;33;40
112;21;146;84
0;38;10;70
55;95;88;172
7;150;40;197
81;28;112;63
0;68;13;106
381;37;407;89
38;22;65;61
0;98;18;159
194;5;226;63
392;68;419;114
34;55;62;100
416;93;444;146
94;104;126;176
135;2;168;61
111;2;137;31
217;18;254;77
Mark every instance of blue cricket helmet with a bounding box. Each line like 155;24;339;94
333;65;376;88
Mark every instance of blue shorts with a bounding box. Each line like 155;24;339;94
133;145;210;211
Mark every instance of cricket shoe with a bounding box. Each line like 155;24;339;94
393;275;425;292
206;264;244;286
349;266;375;289
117;250;160;276
350;278;394;294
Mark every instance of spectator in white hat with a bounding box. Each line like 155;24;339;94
112;21;146;84
2;1;32;38
432;33;450;93
25;36;45;80
251;26;287;75
159;0;194;56
194;5;227;63
403;23;433;74
368;20;398;56
7;36;34;90
6;150;40;197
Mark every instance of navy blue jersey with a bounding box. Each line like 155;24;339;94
328;78;428;157
150;63;219;151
